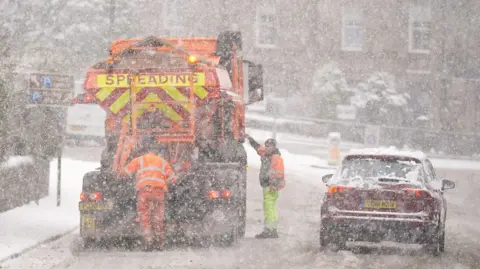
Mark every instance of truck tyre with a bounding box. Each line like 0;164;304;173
217;225;238;247
220;141;247;239
237;169;247;238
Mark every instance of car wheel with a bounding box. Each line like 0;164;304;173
333;237;347;251
320;225;346;251
439;228;445;252
424;229;441;256
319;227;328;248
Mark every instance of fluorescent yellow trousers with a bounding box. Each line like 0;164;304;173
263;187;279;230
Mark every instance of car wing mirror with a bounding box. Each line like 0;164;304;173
322;174;333;184
441;178;455;191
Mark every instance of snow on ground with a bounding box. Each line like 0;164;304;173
246;112;316;125
247;128;480;171
0;158;98;262
0;147;330;264
246;127;361;151
1;134;479;265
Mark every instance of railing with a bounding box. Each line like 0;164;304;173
244;112;480;160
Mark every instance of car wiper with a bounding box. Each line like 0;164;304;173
377;177;409;183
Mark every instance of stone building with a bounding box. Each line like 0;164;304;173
111;0;480;133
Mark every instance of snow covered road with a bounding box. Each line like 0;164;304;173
2;147;480;269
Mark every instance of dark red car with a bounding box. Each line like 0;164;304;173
320;148;456;255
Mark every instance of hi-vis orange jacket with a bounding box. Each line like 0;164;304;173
125;153;177;192
247;137;285;190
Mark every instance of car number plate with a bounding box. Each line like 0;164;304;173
81;214;95;229
362;200;396;209
79;202;108;211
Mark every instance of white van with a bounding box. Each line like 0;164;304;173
66;80;106;146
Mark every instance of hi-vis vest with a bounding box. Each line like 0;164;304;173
125;153;177;191
256;146;285;190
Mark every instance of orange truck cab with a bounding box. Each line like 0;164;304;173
73;32;264;251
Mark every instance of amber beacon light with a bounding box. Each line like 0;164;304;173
187;55;197;64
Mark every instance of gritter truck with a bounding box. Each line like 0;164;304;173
71;31;265;252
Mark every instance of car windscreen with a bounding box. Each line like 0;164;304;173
334;155;424;185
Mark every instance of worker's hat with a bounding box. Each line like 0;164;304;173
265;138;277;148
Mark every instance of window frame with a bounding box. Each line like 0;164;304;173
254;4;278;48
341;6;364;52
408;4;432;54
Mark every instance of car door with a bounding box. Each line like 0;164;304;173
425;159;446;224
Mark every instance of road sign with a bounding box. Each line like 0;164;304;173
27;73;74;107
41;75;53;88
31;91;41;103
364;125;381;147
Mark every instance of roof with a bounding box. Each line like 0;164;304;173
345;146;427;161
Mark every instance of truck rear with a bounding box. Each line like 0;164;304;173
72;33;264;253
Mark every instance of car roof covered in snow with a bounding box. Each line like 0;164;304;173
345;146;427;161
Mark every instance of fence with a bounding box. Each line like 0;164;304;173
245;112;480;159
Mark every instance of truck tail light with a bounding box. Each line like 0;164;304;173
91;192;102;201
207;190;231;199
80;192;88;201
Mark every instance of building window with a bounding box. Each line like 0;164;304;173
406;82;432;124
162;0;183;36
406;54;431;74
408;4;432;54
342;6;364;51
255;4;277;48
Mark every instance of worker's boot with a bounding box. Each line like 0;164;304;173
153;237;165;251
142;238;154;252
255;229;279;239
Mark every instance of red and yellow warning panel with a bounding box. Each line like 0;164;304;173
92;72;211;124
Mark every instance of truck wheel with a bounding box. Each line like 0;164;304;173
70;237;95;256
220;226;238;247
237;169;247;238
238;197;247;238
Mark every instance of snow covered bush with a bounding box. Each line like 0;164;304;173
350;72;410;125
310;62;353;119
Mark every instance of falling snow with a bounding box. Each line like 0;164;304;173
0;1;480;268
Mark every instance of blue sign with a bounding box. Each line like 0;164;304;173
41;75;53;88
366;134;377;145
31;91;42;103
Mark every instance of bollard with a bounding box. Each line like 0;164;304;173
327;132;341;166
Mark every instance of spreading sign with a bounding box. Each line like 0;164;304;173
96;73;206;88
